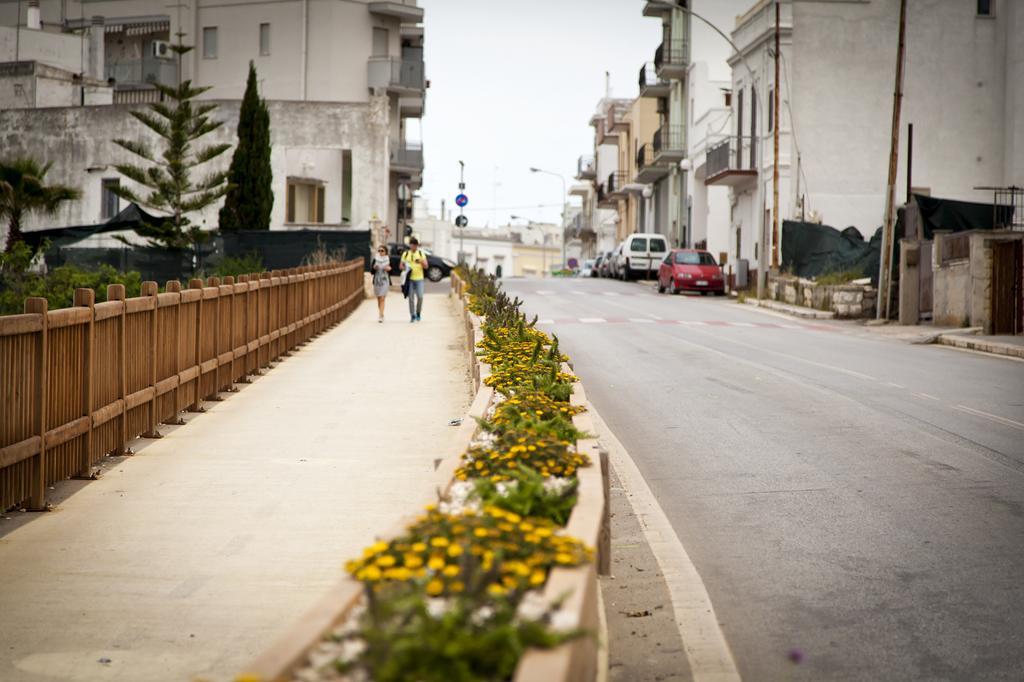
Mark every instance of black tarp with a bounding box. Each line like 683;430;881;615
217;230;371;271
781;221;883;284
912;193;1013;237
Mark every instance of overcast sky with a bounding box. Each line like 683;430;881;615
417;0;661;228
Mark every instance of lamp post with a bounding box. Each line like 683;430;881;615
529;167;567;273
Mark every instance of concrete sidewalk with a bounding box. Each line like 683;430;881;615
0;292;471;682
935;332;1024;359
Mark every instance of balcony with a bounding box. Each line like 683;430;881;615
636;143;669;183
106;57;177;89
607;101;630;133
654;38;688;80
368;1;423;22
577;155;596;180
639;62;670;98
653;125;685;163
643;0;678;17
704;138;758;187
367;56;424;95
596;180;617;208
606;171;629;198
399;94;424;117
391;140;423;175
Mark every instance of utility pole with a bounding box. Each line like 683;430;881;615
876;0;908;320
771;0;781;269
458;160;466;264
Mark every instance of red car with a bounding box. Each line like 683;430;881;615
657;249;726;295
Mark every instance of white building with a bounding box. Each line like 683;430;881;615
0;0;426;241
704;0;1024;287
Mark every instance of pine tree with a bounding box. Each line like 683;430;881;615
111;36;231;251
219;61;273;231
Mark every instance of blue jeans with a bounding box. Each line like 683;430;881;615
408;279;425;317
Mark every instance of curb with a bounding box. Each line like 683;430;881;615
934;333;1024;360
742;298;835;320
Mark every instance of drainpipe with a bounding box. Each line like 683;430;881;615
300;0;308;100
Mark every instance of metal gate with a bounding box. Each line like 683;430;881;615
992;240;1023;335
919;240;933;320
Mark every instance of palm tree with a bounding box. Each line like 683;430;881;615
0;157;81;252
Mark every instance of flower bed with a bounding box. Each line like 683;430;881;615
239;269;606;682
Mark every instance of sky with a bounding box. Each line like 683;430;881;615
417;0;662;228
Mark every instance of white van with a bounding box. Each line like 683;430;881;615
618;233;669;281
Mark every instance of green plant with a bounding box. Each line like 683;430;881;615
815;268;863;286
213;252;263;278
1;157;81;252
111;35;231;251
218;61;273;232
473;465;579;526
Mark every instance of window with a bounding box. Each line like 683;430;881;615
101;179;119;220
372;27;389;57
341;150;352;223
749;86;757;168
675;251;716;265
735;87;744;168
768;87;774;132
630;237;648;252
259;23;270;56
649;237;667;253
203;27;218;59
977;0;993;16
286;180;325;224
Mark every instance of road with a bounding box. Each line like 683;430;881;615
501;276;1024;681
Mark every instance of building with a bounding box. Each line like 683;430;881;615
704;0;1024;289
0;0;426;242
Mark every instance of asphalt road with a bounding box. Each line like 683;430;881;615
502;276;1024;681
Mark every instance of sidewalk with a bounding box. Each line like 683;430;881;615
934;332;1024;360
0;291;471;682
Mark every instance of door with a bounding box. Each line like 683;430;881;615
919;240;933;320
991;240;1023;335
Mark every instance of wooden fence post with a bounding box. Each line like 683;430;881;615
189;278;205;412
164;281;186;425
222;276;239;392
107;284;130;455
24;297;48;510
73;288;95;479
141;281;162;438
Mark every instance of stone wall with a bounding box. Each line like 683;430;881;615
767;273;877;318
932;230;1024;333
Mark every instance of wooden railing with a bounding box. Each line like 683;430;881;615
0;260;365;512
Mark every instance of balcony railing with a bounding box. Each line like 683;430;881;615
637;143;655;172
113;87;164;104
392;140;423;172
577;154;596;180
704;137;758;186
638;62;670;96
654;39;688;75
652;125;685;156
606;171;629;196
105;58;177;88
368;57;425;92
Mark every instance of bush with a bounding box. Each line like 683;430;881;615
212;252;263;279
1;242;142;315
815;268;863;286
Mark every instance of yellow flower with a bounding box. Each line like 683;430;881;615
376;554;396;567
555;552;575;565
428;556;446;571
404;554;424;569
450;580;465;593
359;565;382;582
430;537;450;548
426;579;444;596
411;542;427;553
442;565;460;578
447;544;464;557
530;570;546;586
487;583;506;597
473;527;489;538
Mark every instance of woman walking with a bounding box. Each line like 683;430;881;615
372;245;391;322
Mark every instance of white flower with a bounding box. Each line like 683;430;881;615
550;608;579;632
516;592;548;622
426;598;450;619
470;605;495;626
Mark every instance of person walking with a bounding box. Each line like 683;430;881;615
371;245;391;322
400;237;429;322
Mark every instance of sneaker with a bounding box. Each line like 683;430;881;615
410;316;416;323
416;314;422;321
378;317;383;323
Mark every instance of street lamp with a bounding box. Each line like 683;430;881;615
529;167;567;273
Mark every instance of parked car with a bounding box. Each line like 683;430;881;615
387;243;456;282
591;254;604;277
598;251;615;278
578;259;596;278
657;249;726;295
618;233;669;281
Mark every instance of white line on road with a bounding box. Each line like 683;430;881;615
647;314;663;320
886;382;906;389
580;317;607;324
732;322;756;327
912;392;940;401
588;407;741;682
535;290;553;295
679;320;707;326
629;318;655;324
571;291;587;295
954;405;1024;432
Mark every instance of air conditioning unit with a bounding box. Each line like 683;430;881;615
151;41;171;59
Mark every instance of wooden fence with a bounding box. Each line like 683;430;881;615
0;260;365;512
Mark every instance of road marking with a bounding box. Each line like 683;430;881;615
603;291;620;296
536;290;553;295
912;392;940;401
629;318;655;324
733;322;756;327
886;382;906;389
571;291;586;295
954;405;1024;432
588;407;741;682
647;314;663;320
580;317;607;324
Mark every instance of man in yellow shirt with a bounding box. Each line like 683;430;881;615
400;237;429;322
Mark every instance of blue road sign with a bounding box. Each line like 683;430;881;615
455;193;468;207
